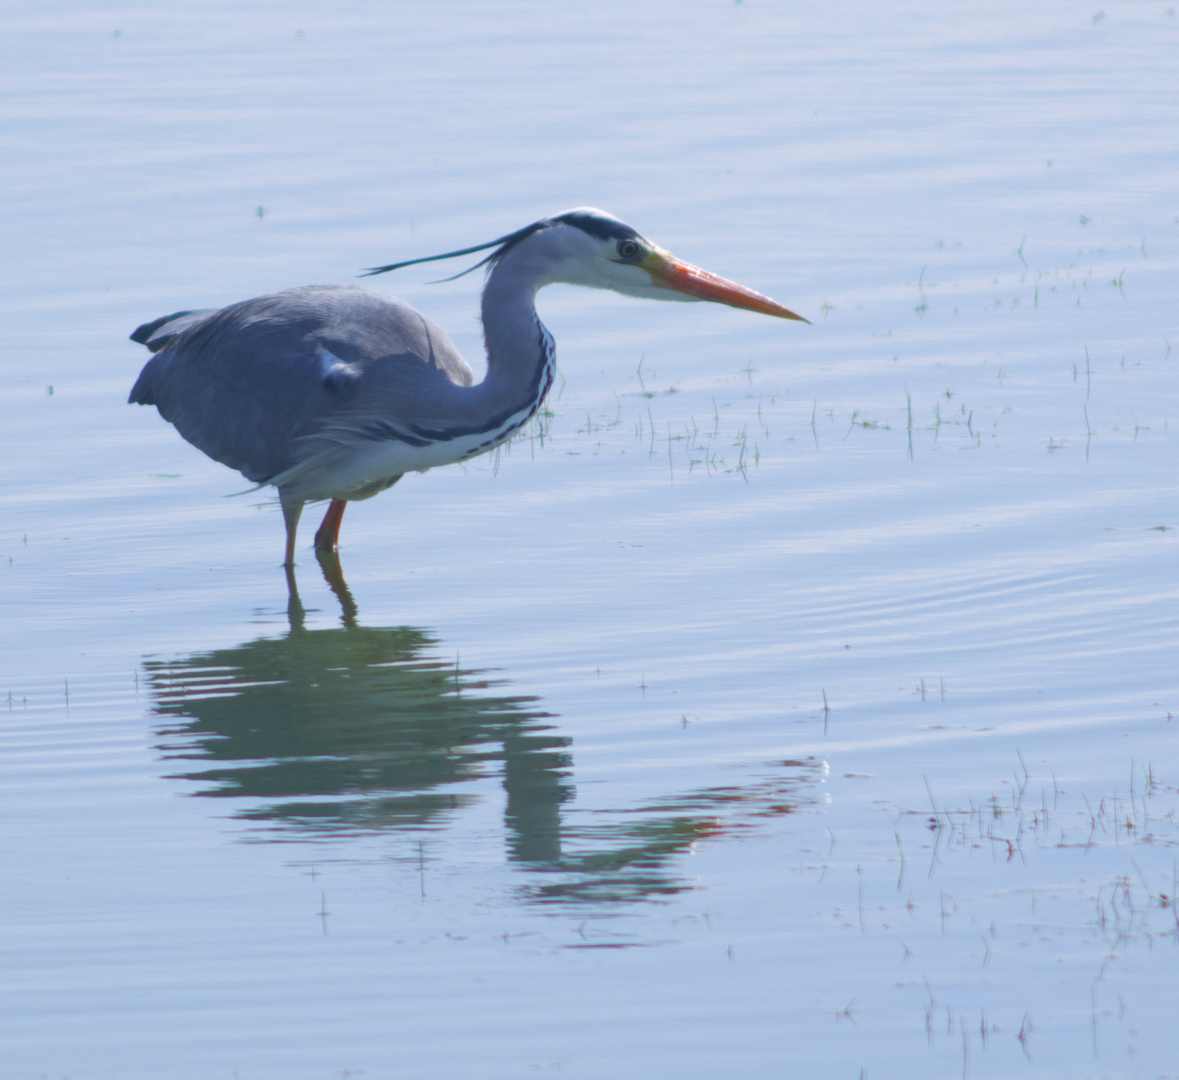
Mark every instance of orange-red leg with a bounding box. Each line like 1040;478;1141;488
314;499;348;553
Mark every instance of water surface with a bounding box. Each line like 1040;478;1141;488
3;1;1179;1077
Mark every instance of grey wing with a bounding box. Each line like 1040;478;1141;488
128;284;474;485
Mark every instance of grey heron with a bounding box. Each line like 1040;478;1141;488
130;208;807;566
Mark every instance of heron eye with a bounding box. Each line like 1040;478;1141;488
617;240;641;260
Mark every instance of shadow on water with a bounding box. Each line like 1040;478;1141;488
142;559;821;905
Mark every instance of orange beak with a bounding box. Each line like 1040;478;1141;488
643;251;810;323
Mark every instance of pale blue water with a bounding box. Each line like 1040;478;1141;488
3;1;1179;1077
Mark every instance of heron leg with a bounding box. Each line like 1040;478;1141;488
314;499;348;554
280;496;304;567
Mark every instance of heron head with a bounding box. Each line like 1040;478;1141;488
525;209;810;322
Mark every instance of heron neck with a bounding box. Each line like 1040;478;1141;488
479;259;554;404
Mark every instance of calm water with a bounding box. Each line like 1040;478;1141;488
3;1;1179;1077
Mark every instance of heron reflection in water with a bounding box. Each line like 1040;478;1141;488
143;599;819;903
